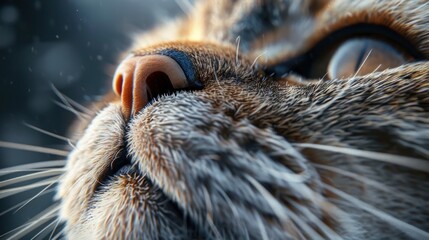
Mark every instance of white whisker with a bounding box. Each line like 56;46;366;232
320;71;329;81
323;183;429;239
250;51;266;69
313;163;415;201
51;84;90;120
285;204;323;239
15;178;61;213
235;36;241;67
216;186;249;238
1;204;58;237
0;188;56;216
24;123;73;143
0;168;64;175
61;94;93;115
370;64;382;75
49;219;61;240
0;177;59;199
295;143;429;172
0;141;68;156
30;219;58;240
50;229;64;240
4;204;60;240
245;175;314;238
0;160;66;177
245;175;287;221
54;100;90;120
174;0;194;16
0;222;27;238
0;169;63;188
201;187;222;239
51;84;90;118
212;63;227;101
353;49;373;78
289;201;342;239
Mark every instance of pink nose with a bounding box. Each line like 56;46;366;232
113;55;188;119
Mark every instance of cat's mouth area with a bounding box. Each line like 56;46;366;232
91;144;206;239
95;148;131;187
59;104;206;238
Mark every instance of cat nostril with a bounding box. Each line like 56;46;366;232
145;71;175;101
112;55;190;119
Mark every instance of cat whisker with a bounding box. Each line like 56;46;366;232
212;63;227;101
294;143;429;172
320;71;329;81
174;0;194;16
235;36;241;67
50;229;64;240
14;178;61;213
49;218;62;240
201;186;223;239
353;49;373;78
250;51;266;69
195;188;226;239
0;169;63;188
51;84;91;119
308;53;373;115
0;164;66;176
313;163;416;201
30;218;58;240
322;183;429;239
0;222;28;238
245;175;289;221
1;204;59;238
370;64;382;75
289;201;342;239
0;177;59;199
24;122;74;144
285;204;323;239
216;186;249;238
0;141;68;156
54;100;90;120
0;160;66;171
61;94;93;115
0;188;56;216
3;203;60;240
0;168;65;175
68;139;76;150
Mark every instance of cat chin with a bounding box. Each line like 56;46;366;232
65;166;199;239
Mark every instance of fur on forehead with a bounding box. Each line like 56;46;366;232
130;0;429;66
195;0;429;61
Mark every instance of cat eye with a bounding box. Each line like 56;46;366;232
267;24;424;80
327;38;407;79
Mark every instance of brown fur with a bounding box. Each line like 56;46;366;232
55;0;429;239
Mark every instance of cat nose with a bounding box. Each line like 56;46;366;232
113;55;190;119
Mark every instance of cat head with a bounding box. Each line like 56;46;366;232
7;0;429;239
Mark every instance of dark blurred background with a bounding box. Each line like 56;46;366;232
0;0;185;237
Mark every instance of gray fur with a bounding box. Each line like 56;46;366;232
55;0;429;239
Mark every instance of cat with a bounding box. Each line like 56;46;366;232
1;0;429;239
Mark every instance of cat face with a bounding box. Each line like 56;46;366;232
8;0;429;239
